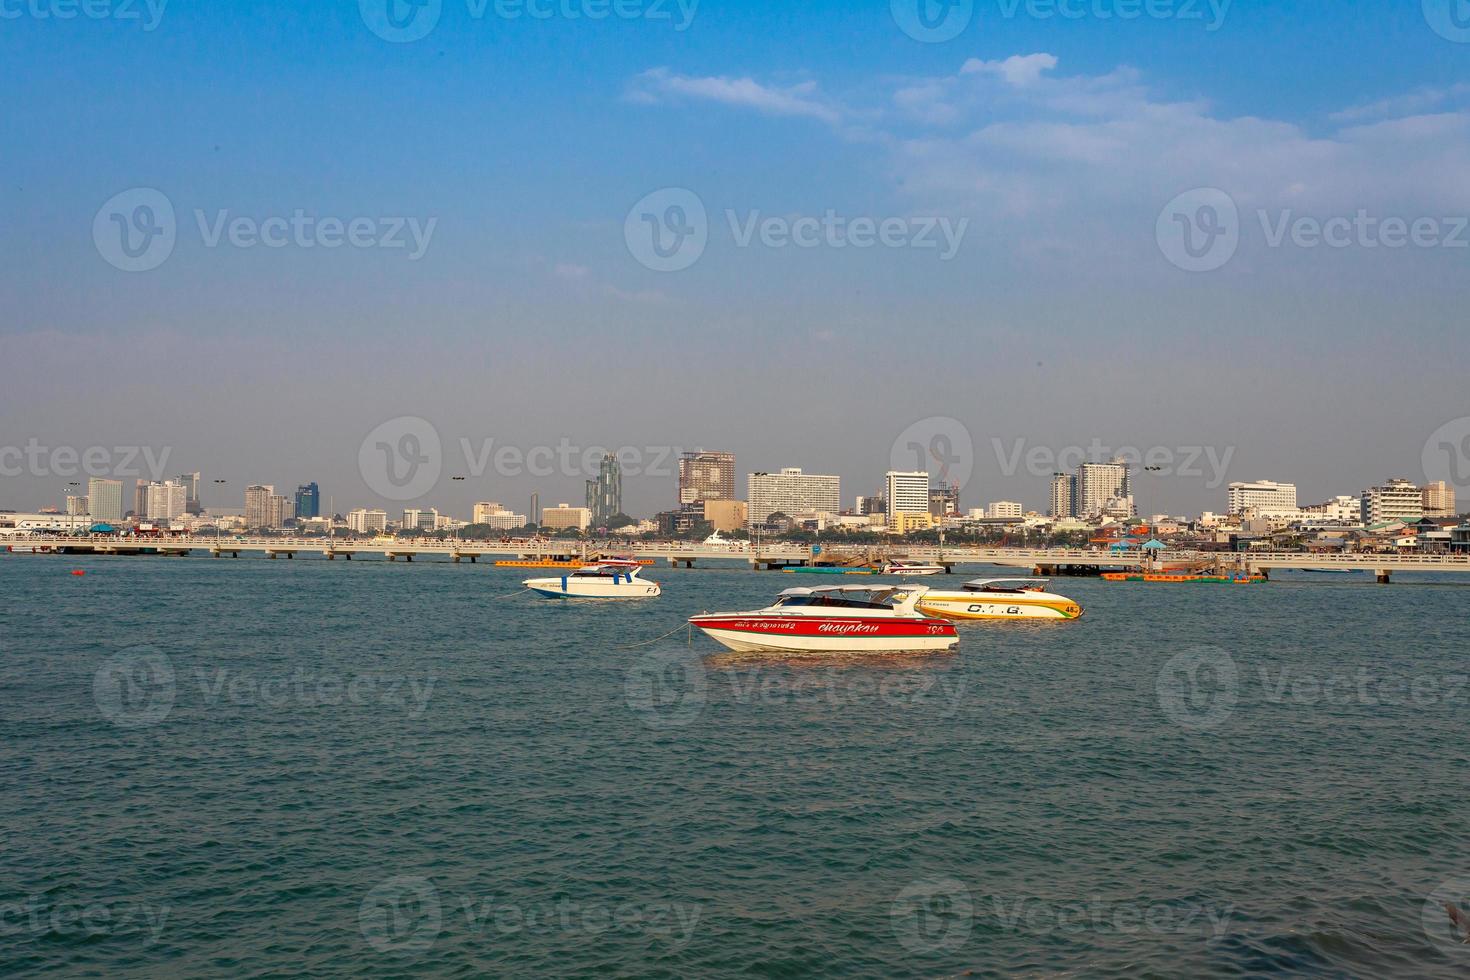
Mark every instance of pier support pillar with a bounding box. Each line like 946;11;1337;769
345;553;352;560
269;553;277;560
1375;569;1392;584
470;555;477;564
405;555;413;562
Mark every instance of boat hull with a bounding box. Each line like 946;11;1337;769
688;615;958;653
524;576;661;599
917;593;1082;621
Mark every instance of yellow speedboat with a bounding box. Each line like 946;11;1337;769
916;578;1083;622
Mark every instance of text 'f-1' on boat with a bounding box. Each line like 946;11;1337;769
688;585;958;654
523;560;661;599
915;578;1084;621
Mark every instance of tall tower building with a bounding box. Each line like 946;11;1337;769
679;451;736;506
1050;473;1077;519
748;469;841;523
176;472;202;514
295;482;321;519
244;485;275;529
885;471;931;530
530;492;540;527
1077;460;1131;519
87;477;124;524
145;481;187;520
585;454;622;527
1424;480;1457;518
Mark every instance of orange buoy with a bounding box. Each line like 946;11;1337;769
71;570;86;576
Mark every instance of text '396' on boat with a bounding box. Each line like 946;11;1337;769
523;560;661;599
688;585;958;654
915;578;1084;621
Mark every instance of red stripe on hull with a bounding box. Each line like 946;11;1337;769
688;616;956;639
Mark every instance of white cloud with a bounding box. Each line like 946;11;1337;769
960;53;1058;87
628;68;840;124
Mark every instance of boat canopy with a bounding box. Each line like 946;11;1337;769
962;578;1050;593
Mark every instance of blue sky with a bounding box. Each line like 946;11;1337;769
3;0;1469;518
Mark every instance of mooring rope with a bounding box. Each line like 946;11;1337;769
616;623;694;651
490;587;533;600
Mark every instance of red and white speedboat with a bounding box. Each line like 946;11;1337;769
688;585;958;654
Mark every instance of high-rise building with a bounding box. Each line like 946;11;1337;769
66;495;88;516
929;481;960;517
132;480;148;519
1077;461;1131;519
542;504;592;531
145;481;188;521
885;470;931;530
472;502;526;529
1361;479;1424;525
1424;480;1457;518
244;485;275;529
585;453;622;527
988;501;1023;519
402;508;441;531
679;451;736;506
1227;480;1299;518
855;494;886;516
530;492;540;526
346;508;388;533
87;478;124;524
1050;473;1077;519
748;469;842;523
176;472;202;514
295;482;320;519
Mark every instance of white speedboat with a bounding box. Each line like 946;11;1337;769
524;561;661;599
881;560;946;576
916;578;1083;622
688;585;958;654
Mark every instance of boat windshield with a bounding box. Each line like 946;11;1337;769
573;567;635;578
774;593;894;610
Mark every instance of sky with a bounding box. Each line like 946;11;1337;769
3;0;1469;519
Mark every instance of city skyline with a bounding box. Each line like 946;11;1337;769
5;4;1470;526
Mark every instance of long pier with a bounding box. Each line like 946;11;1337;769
7;536;1470;582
